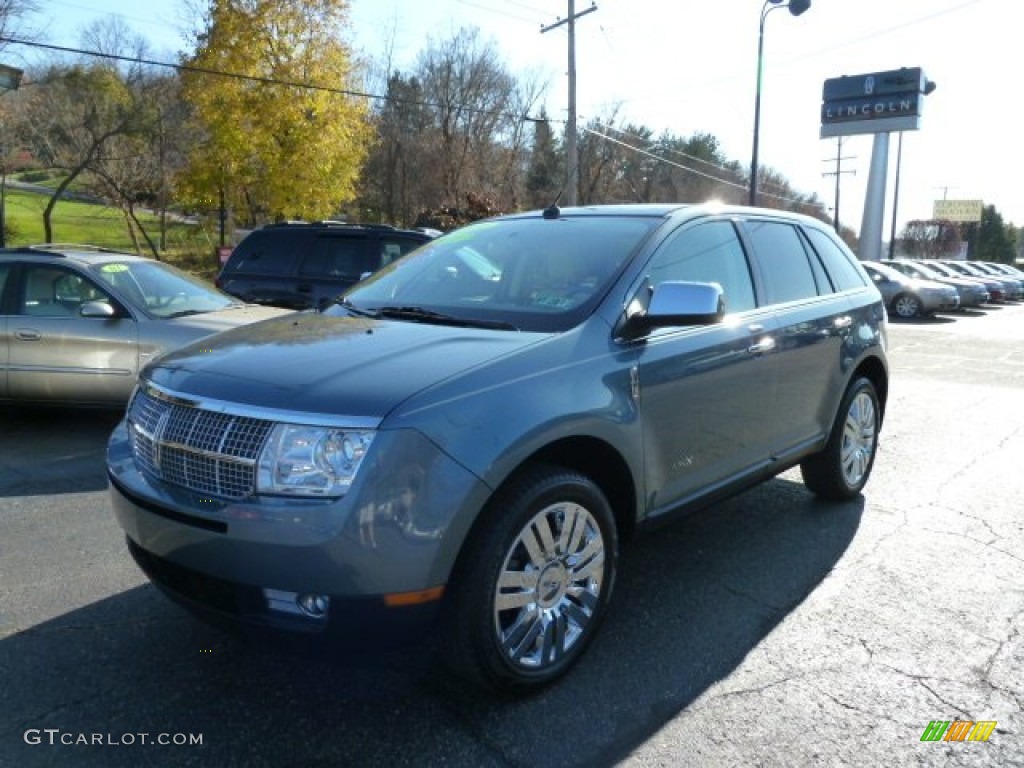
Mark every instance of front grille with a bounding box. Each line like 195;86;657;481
128;387;275;499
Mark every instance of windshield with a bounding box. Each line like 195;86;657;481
91;260;239;318
334;215;659;333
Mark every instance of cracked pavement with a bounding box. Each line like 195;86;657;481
1;303;1022;767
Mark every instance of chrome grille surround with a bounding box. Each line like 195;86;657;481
127;384;275;500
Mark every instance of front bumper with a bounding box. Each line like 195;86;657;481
108;420;491;640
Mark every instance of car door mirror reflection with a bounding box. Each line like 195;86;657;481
623;280;725;337
79;300;117;318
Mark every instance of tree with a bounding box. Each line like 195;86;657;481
19;62;146;243
967;204;1016;263
359;72;436;225
899;219;963;260
0;0;39;53
76;17;189;257
524;108;562;209
178;0;372;230
414;27;522;207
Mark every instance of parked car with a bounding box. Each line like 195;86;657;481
923;260;1005;303
940;260;1022;301
984;261;1024;285
215;221;438;310
860;261;959;318
0;245;291;405
966;261;1024;300
880;259;988;308
108;204;890;691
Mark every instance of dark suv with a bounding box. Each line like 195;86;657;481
109;204;889;692
216;221;436;310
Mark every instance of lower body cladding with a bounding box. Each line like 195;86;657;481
106;422;492;646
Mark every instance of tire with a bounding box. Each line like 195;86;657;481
892;293;921;318
441;463;618;692
800;377;880;501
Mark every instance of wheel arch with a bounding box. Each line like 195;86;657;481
851;354;888;428
447;435;638;585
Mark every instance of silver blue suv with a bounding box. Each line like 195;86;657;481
108;203;889;691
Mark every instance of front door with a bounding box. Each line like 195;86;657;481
8;264;139;404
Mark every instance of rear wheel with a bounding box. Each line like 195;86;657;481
801;377;880;500
442;464;618;692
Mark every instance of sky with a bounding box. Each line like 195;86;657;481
14;0;1022;238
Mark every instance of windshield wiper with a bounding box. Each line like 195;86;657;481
338;298;379;318
376;305;517;331
165;309;207;318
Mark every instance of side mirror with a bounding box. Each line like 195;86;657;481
80;300;117;318
620;281;725;337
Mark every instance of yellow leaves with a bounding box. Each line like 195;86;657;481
180;0;369;221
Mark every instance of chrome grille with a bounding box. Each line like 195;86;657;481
127;387;275;500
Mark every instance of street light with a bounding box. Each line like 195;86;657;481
748;0;811;207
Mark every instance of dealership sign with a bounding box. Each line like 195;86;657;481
933;199;984;223
820;67;934;138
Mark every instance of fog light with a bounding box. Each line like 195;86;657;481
297;593;330;618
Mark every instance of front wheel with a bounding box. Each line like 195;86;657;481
892;293;922;318
800;377;880;501
441;464;618;692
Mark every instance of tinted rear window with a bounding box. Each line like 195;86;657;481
804;228;867;291
745;220;819;304
223;230;313;275
299;236;375;279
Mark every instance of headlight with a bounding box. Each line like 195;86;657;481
257;424;375;497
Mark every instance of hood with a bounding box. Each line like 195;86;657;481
166;303;292;333
145;313;547;420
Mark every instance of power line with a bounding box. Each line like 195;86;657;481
0;35;560;124
582;126;813;206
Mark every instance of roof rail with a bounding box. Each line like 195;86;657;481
23;243;133;254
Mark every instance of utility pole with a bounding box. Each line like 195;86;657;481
888;132;903;259
542;2;597;207
821;136;855;233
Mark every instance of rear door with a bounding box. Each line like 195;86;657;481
0;261;13;397
299;233;376;308
217;230;312;308
740;219;861;458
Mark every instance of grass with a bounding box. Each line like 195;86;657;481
2;187;223;278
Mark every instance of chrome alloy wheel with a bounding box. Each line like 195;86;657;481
894;294;921;318
493;501;606;671
841;390;877;487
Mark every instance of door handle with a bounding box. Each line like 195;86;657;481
14;329;42;341
834;315;852;329
747;337;776;355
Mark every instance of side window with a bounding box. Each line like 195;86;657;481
646;221;756;313
0;263;9;310
301;236;374;278
379;236;424;268
745;220;819;304
21;266;103;317
224;231;304;275
804;227;868;291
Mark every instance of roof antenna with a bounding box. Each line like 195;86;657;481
543;189;563;220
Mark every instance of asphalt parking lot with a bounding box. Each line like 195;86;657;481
1;303;1022;767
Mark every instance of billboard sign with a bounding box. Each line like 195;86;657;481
933;199;984;223
821;67;933;138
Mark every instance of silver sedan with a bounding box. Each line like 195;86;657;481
0;246;291;405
